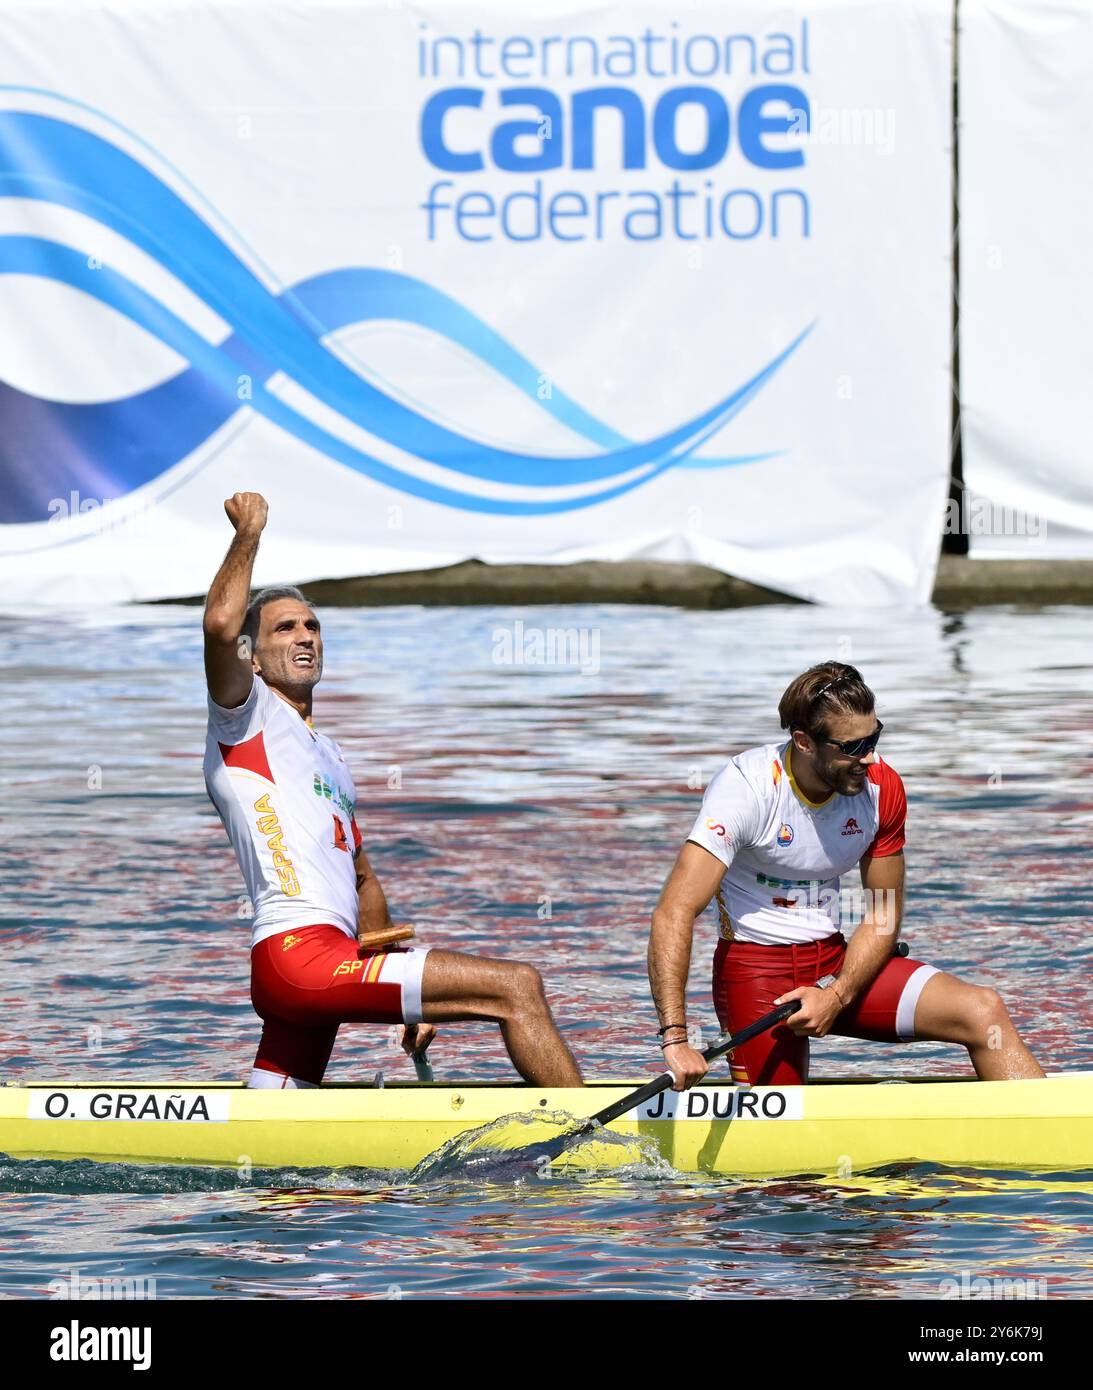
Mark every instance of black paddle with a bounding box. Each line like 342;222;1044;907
576;951;913;1137
583;998;803;1132
528;998;803;1167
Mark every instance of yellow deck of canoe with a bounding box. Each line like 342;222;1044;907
1;1073;1090;1177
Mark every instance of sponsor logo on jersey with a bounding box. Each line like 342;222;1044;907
313;772;354;818
704;818;729;841
253;793;301;897
776;823;794;846
841;817;863;836
756;871;824;889
282;934;303;951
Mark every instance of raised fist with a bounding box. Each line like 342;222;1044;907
224;492;268;536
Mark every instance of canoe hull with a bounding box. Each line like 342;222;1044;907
1;1074;1090;1176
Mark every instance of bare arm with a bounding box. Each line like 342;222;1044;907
355;846;435;1056
203;493;268;708
354;847;397;942
649;841;727;1090
835;850;905;1005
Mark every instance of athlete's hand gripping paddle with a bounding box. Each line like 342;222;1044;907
401;1023;435;1083
584;999;802;1132
529;999;803;1170
601;951;907;1123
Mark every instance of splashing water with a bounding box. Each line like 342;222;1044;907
408;1110;681;1185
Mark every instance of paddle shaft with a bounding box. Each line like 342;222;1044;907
584;999;802;1132
580;950;914;1132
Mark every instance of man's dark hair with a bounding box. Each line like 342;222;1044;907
778;662;875;739
241;585;314;646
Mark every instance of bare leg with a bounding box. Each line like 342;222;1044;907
420;950;583;1087
913;972;1045;1080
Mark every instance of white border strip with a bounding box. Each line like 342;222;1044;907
897;963;939;1040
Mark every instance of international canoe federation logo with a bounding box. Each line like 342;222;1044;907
842;817;864;836
0;90;814;528
776;823;794;846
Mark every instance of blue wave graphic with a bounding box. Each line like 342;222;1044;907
0;101;812;524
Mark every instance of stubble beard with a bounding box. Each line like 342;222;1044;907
260;648;322;698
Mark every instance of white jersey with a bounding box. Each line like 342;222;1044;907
687;741;906;946
204;676;362;949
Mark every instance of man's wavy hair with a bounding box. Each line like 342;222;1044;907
778;662;875;739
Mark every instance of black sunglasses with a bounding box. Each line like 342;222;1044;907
815;721;884;759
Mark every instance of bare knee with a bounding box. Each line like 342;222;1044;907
502;962;547;1014
959;985;1009;1050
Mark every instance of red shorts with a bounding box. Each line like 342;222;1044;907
712;934;940;1085
250;924;430;1086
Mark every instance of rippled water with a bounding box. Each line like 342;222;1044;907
1;601;1091;1298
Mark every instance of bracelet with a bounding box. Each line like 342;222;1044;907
656;1021;686;1036
659;1033;689;1049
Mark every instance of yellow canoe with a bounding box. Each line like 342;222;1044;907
1;1073;1090;1177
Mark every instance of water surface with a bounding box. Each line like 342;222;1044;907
0;601;1090;1297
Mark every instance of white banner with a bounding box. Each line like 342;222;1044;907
960;0;1093;557
0;0;952;607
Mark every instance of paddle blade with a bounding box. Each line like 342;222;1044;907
407;1110;675;1183
406;1110;570;1182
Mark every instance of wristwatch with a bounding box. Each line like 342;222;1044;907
815;974;839;990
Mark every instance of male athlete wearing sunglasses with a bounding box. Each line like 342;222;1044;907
649;662;1044;1088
